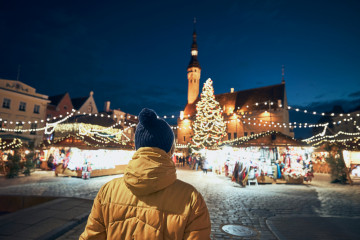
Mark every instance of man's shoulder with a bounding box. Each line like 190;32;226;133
170;179;199;195
99;177;125;193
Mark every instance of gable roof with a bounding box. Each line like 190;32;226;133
48;93;67;106
222;131;307;147
71;96;88;110
65;115;119;127
184;83;285;116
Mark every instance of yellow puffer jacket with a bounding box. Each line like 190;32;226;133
80;147;211;240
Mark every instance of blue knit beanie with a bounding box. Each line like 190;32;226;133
135;108;175;153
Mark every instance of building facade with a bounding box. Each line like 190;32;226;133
72;91;98;114
177;31;294;145
46;92;74;119
0;79;50;146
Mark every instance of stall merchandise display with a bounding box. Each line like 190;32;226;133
209;146;313;184
44;147;134;171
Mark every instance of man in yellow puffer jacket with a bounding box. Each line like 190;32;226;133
80;108;211;239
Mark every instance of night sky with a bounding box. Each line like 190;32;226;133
1;0;359;137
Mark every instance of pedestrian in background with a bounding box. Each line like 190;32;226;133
195;155;201;171
202;157;209;174
80;108;211;240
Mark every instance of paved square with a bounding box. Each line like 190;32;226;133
1;169;360;239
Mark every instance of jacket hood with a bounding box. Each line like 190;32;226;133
124;147;177;196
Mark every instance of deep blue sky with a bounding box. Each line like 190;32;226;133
1;0;359;136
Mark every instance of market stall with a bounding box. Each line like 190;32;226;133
344;150;360;179
0;138;23;174
216;131;313;185
39;134;134;178
310;135;360;182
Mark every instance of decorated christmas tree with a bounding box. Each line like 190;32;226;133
192;78;226;149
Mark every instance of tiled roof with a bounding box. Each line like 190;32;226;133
48;93;67;106
224;131;307;147
65;115;121;128
40;134;133;150
184;83;285;116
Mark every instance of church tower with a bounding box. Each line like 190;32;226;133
187;23;201;104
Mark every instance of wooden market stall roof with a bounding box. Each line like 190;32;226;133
313;138;360;152
223;131;309;148
40;134;134;150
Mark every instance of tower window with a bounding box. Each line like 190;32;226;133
191;50;198;56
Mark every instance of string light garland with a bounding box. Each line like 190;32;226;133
220;130;300;145
1;99;359;134
41;134;133;149
243;100;360;118
303;129;360;144
0;138;23;150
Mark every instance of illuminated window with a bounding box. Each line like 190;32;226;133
2;98;11;109
15;122;23;134
191;50;198;56
30;123;37;135
0;119;7;132
19;102;26;111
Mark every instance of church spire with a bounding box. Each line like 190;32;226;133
187;18;201;104
188;18;200;69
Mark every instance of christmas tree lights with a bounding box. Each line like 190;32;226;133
192;78;226;149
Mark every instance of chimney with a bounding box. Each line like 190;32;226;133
104;101;111;112
230;88;234;93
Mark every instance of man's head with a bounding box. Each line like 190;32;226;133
135;108;175;153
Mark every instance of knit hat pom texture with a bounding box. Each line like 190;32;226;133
135;108;174;153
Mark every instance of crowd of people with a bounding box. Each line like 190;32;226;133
172;153;210;173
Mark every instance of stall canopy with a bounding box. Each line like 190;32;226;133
222;131;309;148
40;134;134;150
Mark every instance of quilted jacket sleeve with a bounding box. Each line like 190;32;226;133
79;189;106;240
183;191;211;239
